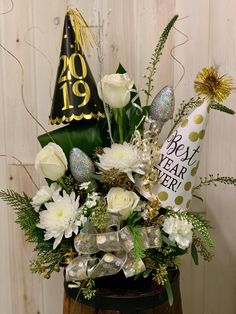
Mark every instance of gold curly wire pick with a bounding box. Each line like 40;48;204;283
0;155;39;190
170;16;189;90
24;26;54;100
0;42;55;142
0;0;14;15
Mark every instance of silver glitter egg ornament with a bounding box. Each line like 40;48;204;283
150;86;175;131
69;148;95;182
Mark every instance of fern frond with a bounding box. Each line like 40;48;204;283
0;189;39;242
130;226;146;263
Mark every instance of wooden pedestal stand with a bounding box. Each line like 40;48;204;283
63;270;183;314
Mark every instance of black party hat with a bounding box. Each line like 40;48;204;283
49;10;105;125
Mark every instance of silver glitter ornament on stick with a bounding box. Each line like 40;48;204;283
69;148;95;182
150;86;175;132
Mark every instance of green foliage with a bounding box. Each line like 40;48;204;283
193;174;236;191
191;243;199;265
38;119;106;159
143;15;178;106
126;211;143;226
210;101;235;115
164;277;173;306
0;189;39;242
186;213;214;248
81;279;96;300
30;251;61;278
115;63;147;142
161;234;176;247
130;226;146;264
168;97;203;136
0;189;73;277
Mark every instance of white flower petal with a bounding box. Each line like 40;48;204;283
53;233;64;249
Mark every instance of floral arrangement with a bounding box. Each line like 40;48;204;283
1;9;236;305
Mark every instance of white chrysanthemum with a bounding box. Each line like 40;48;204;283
162;216;193;249
97;142;144;182
37;191;83;249
31;183;61;212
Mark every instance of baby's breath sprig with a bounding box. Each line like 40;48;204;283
193;174;236;191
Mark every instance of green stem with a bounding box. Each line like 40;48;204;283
167;121;178;138
57;178;68;192
113;108;124;143
118;108;123;143
66;127;74;151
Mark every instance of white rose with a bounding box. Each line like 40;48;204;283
35;142;68;181
31;183;61;212
97;73;134;108
107;187;140;220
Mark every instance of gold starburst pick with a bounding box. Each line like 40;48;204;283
194;66;233;102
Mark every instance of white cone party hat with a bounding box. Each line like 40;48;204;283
151;100;209;211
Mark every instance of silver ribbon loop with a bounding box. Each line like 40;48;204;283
66;215;162;282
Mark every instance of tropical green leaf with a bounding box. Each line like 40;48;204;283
143;269;152;278
38;119;108;159
191;243;199;265
161;234;176;247
164;277;173;306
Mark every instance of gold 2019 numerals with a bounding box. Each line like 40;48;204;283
58;52;90;110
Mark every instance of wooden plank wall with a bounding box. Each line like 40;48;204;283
0;1;235;313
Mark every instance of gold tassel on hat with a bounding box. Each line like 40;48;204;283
67;8;95;52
